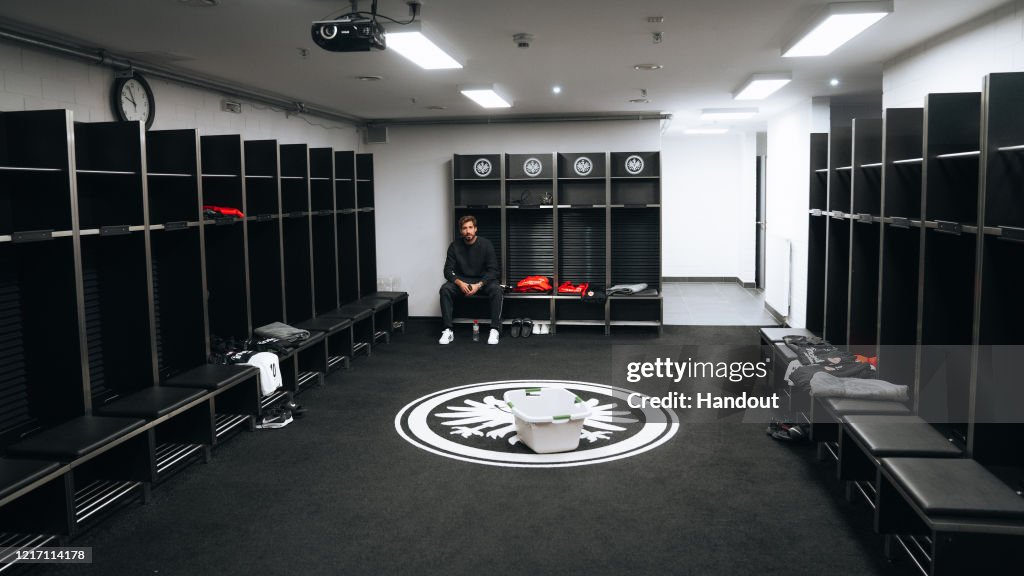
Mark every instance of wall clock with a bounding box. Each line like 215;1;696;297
111;73;155;129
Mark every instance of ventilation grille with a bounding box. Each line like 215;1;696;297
559;210;605;285
506;210;553;282
610;209;660;287
0;267;33;437
82;266;115;404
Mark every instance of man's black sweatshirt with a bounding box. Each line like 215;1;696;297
444;237;499;283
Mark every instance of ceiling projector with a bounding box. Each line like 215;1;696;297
311;17;386;52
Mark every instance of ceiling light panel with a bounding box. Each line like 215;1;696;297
461;88;511;108
385;23;462;69
734;73;792;100
783;1;893;57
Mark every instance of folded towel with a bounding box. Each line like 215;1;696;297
808;372;909;401
607;283;648;295
254;322;310;343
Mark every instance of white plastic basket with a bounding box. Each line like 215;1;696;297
503;387;591;453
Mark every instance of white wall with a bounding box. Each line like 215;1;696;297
0;41;358;146
884;1;1024;107
365;121;662;316
661;131;756;282
765;99;815;328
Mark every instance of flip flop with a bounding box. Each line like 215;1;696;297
522;318;533;338
511;319;522;338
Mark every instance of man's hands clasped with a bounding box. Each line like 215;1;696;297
455;278;484;296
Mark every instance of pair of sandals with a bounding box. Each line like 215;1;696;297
510;318;533;338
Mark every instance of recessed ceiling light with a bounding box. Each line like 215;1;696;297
633;64;663;71
700;108;758;121
830;78;840;86
734;73;792;100
783;1;893;57
357;75;383;81
684;128;729;135
385;23;462;70
552;85;562;94
460;86;512;108
629;98;651;104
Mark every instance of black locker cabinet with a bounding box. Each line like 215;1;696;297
504;153;555;324
825;126;852;346
916;92;981;441
806;133;828;336
555;152;607;328
847;118;883;352
876;108;923;391
609;151;662;333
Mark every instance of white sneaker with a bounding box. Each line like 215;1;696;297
439;328;454;345
487;328;500;345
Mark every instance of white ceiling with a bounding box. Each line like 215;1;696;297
0;0;1010;128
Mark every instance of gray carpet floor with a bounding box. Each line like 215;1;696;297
34;321;914;576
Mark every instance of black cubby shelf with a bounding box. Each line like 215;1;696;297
805;133;828;336
824;126;853;345
75;121;147;231
0;108;394;552
847;117;882;351
876;108;924;390
452;151;661;333
279;144;314;326
243;140;284;331
201;134;250;341
310;147;339;316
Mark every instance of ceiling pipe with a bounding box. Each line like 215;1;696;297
0;18;366;126
371;112;672;127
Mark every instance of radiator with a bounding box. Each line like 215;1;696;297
765;236;791;316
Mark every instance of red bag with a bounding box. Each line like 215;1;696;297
514;276;553;293
557;281;589;295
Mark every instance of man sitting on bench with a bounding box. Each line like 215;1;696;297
439;215;502;345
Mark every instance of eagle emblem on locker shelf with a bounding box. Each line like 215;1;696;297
574;156;593;176
625;155;645;175
523;158;543;177
473;158;492;177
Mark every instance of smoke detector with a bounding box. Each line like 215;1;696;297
513;33;534;49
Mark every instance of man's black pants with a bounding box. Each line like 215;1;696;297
439;281;503;330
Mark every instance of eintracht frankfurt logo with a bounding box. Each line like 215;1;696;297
625;155;645;175
574;156;593;176
395;380;679;468
523;158;543;177
473;158;492;177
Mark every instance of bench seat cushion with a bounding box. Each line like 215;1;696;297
370;291;408;302
95;387;207;419
845;415;962;457
357;296;391;312
165;364;258;391
0;458;62;501
6;416;145;461
295;317;353;334
322;305;373;322
882;458;1024;520
824;398;911;416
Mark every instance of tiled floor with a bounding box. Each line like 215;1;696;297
663;282;780;326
